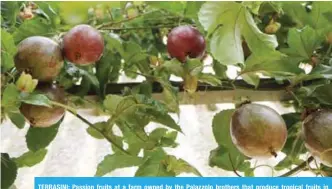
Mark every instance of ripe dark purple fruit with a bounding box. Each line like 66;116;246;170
303;109;332;167
14;36;64;82
63;24;104;65
167;25;206;63
231;103;287;158
20;83;66;127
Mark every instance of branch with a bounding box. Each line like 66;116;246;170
278;156;314;177
68;111;131;156
100;25;179;31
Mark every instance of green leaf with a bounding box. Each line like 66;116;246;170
185;2;204;20
35;2;61;28
135;148;175;177
243;51;303;77
241;73;260;88
0;1;19;29
1;29;17;72
158;79;180;113
184;58;203;76
281;27;323;61
147;2;185;15
13;18;55;44
199;2;278;65
13;149;47;168
1;153;17;189
95;153;144;176
312;83;332;105
86;122;106;139
20;93;52;107
210;109;248;171
281;2;311;29
26;117;63;152
147;109;182;132
159;59;184;77
103;95;125;115
106;33;124;55
1;84;20;112
198;73;221;86
165;155;202;176
213;61;228;79
8;112;26;129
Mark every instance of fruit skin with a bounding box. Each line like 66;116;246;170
303;109;332;167
14;36;64;82
20;83;66;127
167;25;206;63
62;24;104;65
230;103;287;158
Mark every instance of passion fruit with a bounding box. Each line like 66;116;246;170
62;24;104;65
230;103;287;158
167;25;206;63
303;109;332;167
14;36;64;82
20;83;66;127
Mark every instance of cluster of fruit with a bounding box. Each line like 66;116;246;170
14;24;104;127
231;103;332;167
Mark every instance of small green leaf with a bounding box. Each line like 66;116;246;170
213;61;228;79
1;29;17;72
184;58;203;76
158;79;180;113
20;93;52;107
135;148;175;177
26;117;63;152
159;59;184;77
198;73;221;86
147;110;182;132
13;149;47;168
8;112;26;129
1;153;17;189
1;84;20;111
241;73;260;88
103;95;125;114
106;33;124;55
95;153;144;176
86;122;106;139
165;155;202;176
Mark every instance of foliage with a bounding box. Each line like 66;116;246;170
1;1;332;187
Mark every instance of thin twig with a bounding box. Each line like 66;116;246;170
228;154;243;177
68;111;131;155
278;156;314;177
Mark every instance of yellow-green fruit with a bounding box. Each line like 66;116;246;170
14;36;64;82
231;103;287;158
20;83;66;127
303;110;332;167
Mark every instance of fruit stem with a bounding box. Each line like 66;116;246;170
278;156;314;177
49;101;77;115
68;111;131;156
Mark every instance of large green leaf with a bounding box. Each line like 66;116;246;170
95;153;144;176
13;18;55;44
210;109;248;172
1;29;17;72
13;149;47;168
281;27;323;61
26;117;63;152
1;153;17;189
198;2;278;65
